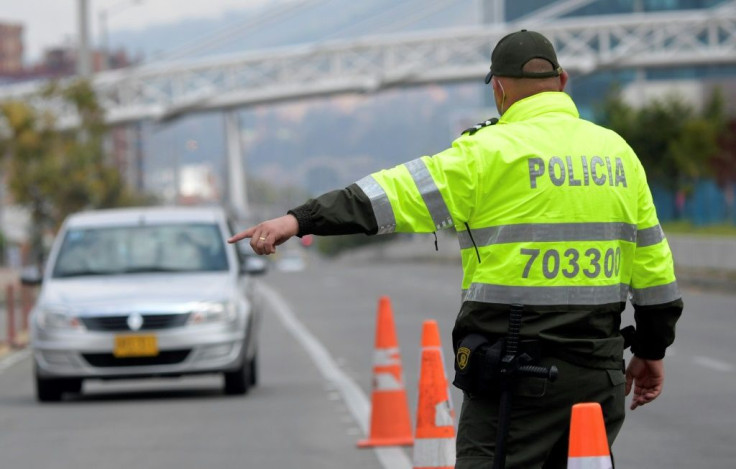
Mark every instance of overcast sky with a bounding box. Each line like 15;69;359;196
0;0;276;62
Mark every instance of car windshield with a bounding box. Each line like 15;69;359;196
52;223;229;278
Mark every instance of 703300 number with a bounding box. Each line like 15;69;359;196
520;247;622;279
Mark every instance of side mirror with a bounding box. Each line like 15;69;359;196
241;255;268;276
20;265;43;286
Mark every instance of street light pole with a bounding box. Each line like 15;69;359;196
99;9;109;70
77;0;92;77
480;0;505;25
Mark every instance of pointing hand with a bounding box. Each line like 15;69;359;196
228;215;300;255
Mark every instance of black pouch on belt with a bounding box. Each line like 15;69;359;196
452;334;505;396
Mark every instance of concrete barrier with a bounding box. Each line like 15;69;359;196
668;236;736;272
337;233;736;289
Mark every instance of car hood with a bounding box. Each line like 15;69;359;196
38;273;237;314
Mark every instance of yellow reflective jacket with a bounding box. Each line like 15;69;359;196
289;91;682;368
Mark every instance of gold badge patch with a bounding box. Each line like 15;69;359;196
457;346;471;370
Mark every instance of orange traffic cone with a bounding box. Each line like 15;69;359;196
357;296;414;447
413;320;455;469
567;403;613;469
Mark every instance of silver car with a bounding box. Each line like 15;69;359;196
22;206;265;402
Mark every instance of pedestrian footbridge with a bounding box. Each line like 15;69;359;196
1;5;735;129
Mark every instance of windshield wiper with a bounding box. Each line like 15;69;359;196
53;270;119;278
122;266;199;274
55;266;206;277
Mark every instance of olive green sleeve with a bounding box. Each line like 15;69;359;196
629;157;683;360
632;298;683;359
287;183;378;236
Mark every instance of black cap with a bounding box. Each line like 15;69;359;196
484;29;562;84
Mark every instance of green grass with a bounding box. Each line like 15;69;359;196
662;221;736;237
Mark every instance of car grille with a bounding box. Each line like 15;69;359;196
82;350;191;367
80;313;191;331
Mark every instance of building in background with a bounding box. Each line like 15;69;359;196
28;45;134;79
0;22;23;77
179;163;221;205
37;46;76;77
0;21;137;84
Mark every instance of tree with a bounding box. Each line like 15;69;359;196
711;117;736;221
0;97;59;266
0;79;149;265
596;87;724;212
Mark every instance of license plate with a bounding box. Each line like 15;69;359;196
114;335;158;358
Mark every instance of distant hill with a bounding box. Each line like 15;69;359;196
111;0;476;63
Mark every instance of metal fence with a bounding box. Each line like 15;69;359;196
0;278;35;352
653;181;736;226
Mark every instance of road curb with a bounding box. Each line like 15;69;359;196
0;343;27;361
0;332;29;360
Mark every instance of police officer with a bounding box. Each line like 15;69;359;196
229;30;683;468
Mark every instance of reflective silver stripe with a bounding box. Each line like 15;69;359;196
356;175;396;234
636;224;665;247
631;281;680;306
413;437;456;467
404;158;453;230
462;283;630;305
567;456;613;469
457;222;637;250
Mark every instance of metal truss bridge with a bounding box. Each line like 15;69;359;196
2;5;736;129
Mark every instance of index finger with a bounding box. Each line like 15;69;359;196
228;227;256;244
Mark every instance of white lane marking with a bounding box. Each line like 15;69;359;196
692;356;735;373
0;349;31;374
260;284;412;469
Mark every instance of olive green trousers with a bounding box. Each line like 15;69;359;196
455;357;626;469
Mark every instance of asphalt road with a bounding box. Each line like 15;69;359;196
0;255;734;468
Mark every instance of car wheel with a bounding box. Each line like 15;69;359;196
63;378;83;394
249;353;257;386
223;357;250;395
35;374;65;402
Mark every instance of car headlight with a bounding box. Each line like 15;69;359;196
35;306;83;330
187;301;237;325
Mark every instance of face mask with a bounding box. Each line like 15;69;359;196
494;78;507;115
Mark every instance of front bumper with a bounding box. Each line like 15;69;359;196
33;323;248;379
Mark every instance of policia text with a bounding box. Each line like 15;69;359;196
528;155;628;189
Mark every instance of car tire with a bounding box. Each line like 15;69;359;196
249;353;257;386
223;357;251;395
35;374;65;402
63;378;83;394
34;362;83;402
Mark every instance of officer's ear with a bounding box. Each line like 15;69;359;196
558;70;569;92
491;77;503;99
491;77;507;114
490;76;499;93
